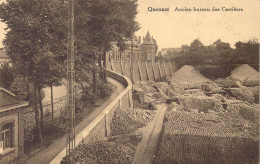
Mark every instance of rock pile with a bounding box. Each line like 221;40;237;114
111;108;155;136
176;94;225;113
73;140;135;163
154;106;259;164
164;108;258;139
228;64;259;86
170;65;211;83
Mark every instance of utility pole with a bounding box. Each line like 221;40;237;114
130;38;134;83
65;0;75;163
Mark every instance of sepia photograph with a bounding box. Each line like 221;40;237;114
0;0;259;163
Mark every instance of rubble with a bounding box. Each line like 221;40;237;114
228;64;259;86
111;108;155;136
177;94;225;113
225;87;256;103
170;65;211;83
215;78;239;88
73;140;135;164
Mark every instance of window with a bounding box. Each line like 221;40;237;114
1;123;13;150
147;53;151;60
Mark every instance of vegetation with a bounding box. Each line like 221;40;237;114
0;63;14;88
165;38;259;79
0;0;139;144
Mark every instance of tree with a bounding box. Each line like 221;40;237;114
0;63;14;89
212;39;233;57
153;38;158;54
85;0;139;82
0;0;68;142
234;38;259;66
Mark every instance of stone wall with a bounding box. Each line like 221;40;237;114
23;95;68;132
108;60;177;82
50;70;133;164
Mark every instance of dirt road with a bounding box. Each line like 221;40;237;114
132;103;167;164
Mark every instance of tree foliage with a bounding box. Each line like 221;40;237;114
0;63;14;89
166;38;259;79
0;0;68;142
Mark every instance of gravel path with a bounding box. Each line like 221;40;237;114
18;77;125;164
131;103;167;164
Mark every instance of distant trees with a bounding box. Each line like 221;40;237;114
167;38;259;67
166;38;259;79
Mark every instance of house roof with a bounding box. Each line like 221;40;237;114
0;88;29;112
0;48;10;59
142;31;154;45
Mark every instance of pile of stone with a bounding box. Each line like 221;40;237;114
228;64;259;86
154;104;259;164
170;65;211;84
133;81;169;108
224;87;258;103
164;108;258;139
73;140;135;163
175;94;226;113
111;107;155;136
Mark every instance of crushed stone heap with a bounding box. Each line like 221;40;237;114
170;65;210;83
228;64;259;86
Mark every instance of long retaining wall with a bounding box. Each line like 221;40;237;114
107;60;177;82
50;70;133;164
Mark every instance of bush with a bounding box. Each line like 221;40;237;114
96;81;114;99
80;81;115;105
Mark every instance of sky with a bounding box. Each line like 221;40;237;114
135;0;260;49
0;0;259;50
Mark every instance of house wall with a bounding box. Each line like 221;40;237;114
0;109;23;164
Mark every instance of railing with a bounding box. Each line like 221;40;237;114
50;69;133;164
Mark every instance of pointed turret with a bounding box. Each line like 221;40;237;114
142;31;154;45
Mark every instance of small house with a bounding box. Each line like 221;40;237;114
0;88;29;163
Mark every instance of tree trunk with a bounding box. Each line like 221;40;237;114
103;50;107;82
92;69;97;94
34;83;42;143
98;53;103;80
27;75;30;101
51;84;54;120
38;87;44;134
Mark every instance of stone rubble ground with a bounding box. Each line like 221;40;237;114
111;107;156;136
132;64;259;140
72;64;259;163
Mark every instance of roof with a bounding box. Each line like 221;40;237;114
142;31;154;45
0;48;10;59
0;88;29;112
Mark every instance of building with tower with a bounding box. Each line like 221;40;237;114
107;31;157;62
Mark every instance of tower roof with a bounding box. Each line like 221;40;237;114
142;31;154;45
